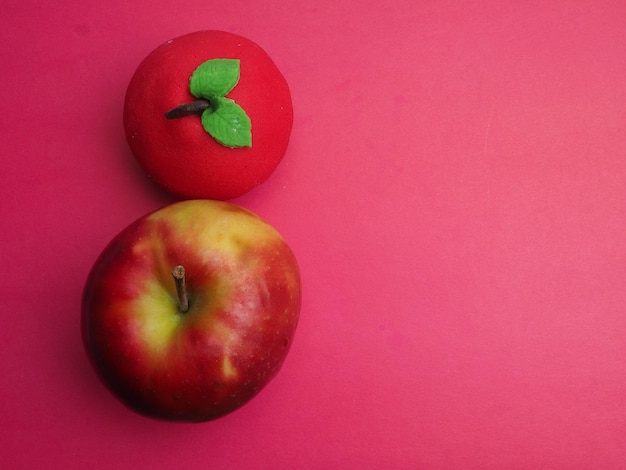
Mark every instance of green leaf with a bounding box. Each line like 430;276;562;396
201;97;252;148
190;59;240;99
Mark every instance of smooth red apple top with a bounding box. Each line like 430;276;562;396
124;30;293;200
82;200;301;422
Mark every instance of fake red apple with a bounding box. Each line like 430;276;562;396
81;200;301;422
124;30;293;200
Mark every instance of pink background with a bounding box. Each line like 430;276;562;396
3;1;626;468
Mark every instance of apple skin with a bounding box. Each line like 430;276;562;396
82;200;301;422
124;30;293;200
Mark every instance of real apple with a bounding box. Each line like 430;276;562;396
82;200;301;422
124;30;293;200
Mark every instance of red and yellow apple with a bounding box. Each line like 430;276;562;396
81;200;301;422
123;30;293;200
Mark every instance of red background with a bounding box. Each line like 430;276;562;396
3;1;626;468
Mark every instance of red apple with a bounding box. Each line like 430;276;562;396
124;30;293;200
81;200;301;421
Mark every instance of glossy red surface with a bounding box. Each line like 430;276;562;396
82;201;300;422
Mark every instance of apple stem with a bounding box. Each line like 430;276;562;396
171;265;190;313
165;100;211;119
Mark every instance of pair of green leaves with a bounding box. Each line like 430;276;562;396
189;59;252;148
